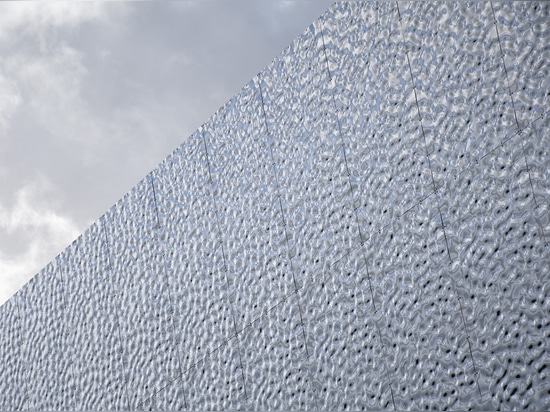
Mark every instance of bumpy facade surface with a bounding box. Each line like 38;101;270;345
1;1;549;410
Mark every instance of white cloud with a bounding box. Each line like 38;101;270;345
0;177;81;305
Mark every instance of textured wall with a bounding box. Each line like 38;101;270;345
1;1;549;410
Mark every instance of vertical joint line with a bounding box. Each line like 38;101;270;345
283;227;298;291
467;337;477;374
458;297;468;333
197;131;249;404
467;335;483;402
219;241;227;272
396;1;402;20
353;210;365;245
458;291;481;398
148;174;189;410
320;24;332;81
490;1;519;129
13;297;32;410
437;202;452;263
257;49;314;405
234;330;248;400
523;150;538;208
374;318;395;410
278;197;287;228
324;32;364;253
57;271;79;410
102;226;132;412
212;196;225;240
258;78;271;137
258;77;305;339
475;374;483;400
490;1;537;211
296;301;310;359
200;130;213;183
399;4;451;263
373;321;386;368
365;264;377;313
103;228;112;269
149;174;161;228
229;300;240;338
389;382;396;411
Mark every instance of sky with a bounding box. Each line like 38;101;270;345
0;0;337;305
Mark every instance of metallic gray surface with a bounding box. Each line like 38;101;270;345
1;1;549;410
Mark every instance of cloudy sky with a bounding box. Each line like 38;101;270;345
0;0;336;305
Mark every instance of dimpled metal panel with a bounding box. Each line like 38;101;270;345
103;177;182;409
259;23;361;290
139;377;187;411
61;222;129;410
18;261;76;410
493;1;550;126
183;335;248;410
0;299;28;411
0;1;549;410
239;292;312;410
202;80;294;331
153;130;236;373
322;1;434;241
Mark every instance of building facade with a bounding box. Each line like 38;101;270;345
1;1;549;410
